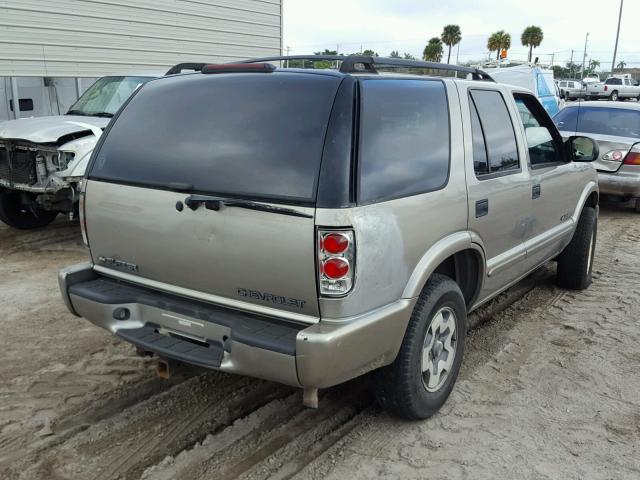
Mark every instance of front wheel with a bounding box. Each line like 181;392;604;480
374;274;466;420
556;207;597;290
0;191;58;229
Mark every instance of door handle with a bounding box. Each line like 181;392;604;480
532;184;541;199
475;199;489;218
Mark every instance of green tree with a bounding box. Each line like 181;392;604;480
403;52;417;60
521;26;544;62
586;59;600;75
361;49;379;57
487;30;511;60
441;24;462;64
616;60;627;70
389;50;401;58
423;37;443;62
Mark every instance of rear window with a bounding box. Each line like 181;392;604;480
89;73;342;203
358;79;450;204
568;107;640;137
605;78;622;85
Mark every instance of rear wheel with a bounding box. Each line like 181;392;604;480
556;207;597;290
0;191;58;229
634;198;640;213
374;274;466;420
609;90;619;101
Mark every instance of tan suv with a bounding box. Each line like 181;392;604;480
59;56;600;419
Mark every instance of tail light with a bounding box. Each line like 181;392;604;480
602;150;626;162
79;180;89;247
604;85;608;92
318;229;355;296
623;149;640;165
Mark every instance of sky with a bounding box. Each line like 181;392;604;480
282;0;640;70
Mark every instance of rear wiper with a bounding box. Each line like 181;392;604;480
183;195;312;219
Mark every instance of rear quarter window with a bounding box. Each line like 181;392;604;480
358;79;450;204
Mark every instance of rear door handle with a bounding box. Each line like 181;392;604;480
475;199;489;218
532;184;541;199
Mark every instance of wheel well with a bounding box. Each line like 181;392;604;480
432;249;482;307
585;191;599;208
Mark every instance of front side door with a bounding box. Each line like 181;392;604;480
511;92;581;267
460;86;533;300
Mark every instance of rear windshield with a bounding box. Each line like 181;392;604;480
89;73;342;203
554;106;640;138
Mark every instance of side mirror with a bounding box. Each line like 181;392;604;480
567;136;599;162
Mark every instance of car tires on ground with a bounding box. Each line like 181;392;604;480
374;274;466;420
557;206;597;290
609;91;619;101
0;191;58;229
634;198;640;213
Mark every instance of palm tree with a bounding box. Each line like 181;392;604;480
423;37;444;62
487;30;511;60
441;24;462;64
521;26;544;62
616;60;627;70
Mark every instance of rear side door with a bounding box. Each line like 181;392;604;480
511;92;579;266
460;86;533;297
84;72;345;321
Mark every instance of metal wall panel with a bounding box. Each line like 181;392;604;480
0;0;282;76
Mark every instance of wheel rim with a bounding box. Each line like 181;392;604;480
421;306;457;392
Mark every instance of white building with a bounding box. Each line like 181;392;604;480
0;0;283;120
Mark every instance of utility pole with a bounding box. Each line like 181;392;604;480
580;32;589;79
285;46;291;68
611;0;624;75
455;42;460;65
550;52;555;68
569;49;574;77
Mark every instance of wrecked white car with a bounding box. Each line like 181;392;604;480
0;75;157;229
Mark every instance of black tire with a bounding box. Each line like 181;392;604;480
556;206;597;290
374;274;466;420
0;191;58;230
634;198;640;213
609;91;619;101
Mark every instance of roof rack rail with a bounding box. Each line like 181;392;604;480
165;62;207;76
240;55;494;82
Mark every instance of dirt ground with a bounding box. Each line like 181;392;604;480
0;203;639;480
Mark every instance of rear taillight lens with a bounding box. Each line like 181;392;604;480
604;85;608;91
603;150;626;162
79;180;89;248
623;152;640;165
318;229;355;296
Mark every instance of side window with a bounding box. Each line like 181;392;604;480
553;107;578;132
559;81;567;88
358;79;450;204
469;90;519;177
470;99;489;175
514;94;564;166
625;78;631;86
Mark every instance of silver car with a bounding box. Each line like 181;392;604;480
558;79;586;100
59;56;599;420
554;101;640;212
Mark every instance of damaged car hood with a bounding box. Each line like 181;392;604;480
0;115;110;144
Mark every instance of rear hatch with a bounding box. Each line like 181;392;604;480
84;71;344;320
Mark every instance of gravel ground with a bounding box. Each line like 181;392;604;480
0;203;638;480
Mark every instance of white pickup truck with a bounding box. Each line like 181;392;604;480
586;76;640;101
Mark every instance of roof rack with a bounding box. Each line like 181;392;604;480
241;55;494;82
165;62;207;75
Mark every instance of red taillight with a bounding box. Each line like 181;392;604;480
321;233;349;254
604;85;608;91
322;258;349;279
623;152;640;165
318;229;355;296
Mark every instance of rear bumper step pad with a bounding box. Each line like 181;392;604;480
117;326;224;368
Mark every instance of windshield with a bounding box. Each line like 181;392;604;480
67;76;154;117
